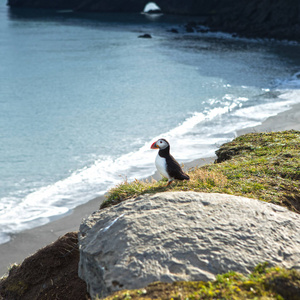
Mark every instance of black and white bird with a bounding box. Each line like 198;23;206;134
151;138;190;186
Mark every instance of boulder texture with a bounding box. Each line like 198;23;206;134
6;0;300;41
78;192;300;299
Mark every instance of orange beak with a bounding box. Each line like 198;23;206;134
150;141;159;149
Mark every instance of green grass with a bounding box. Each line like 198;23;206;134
102;263;300;300
101;130;300;213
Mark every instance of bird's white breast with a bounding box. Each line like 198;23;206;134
155;154;170;179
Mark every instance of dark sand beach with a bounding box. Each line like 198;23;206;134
1;103;300;276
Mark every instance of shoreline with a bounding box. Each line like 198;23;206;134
1;103;300;276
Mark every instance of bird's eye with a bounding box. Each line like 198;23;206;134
159;141;162;143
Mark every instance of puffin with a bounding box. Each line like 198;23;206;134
151;138;190;186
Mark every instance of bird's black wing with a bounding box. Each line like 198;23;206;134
166;155;190;180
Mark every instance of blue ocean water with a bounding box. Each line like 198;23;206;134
1;3;300;244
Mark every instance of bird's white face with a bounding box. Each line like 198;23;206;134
151;139;169;150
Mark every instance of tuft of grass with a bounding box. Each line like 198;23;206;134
101;130;300;213
100;178;166;209
100;169;227;210
102;263;300;300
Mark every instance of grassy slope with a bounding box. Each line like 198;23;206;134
101;130;300;213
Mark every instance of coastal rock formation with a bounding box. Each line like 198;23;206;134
7;0;300;41
138;33;152;38
78;191;300;299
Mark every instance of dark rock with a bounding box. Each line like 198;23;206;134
197;28;209;33
185;21;198;33
185;26;194;33
168;28;179;34
138;33;152;38
146;9;162;14
185;24;195;33
186;21;197;27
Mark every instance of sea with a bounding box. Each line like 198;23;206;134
1;1;300;245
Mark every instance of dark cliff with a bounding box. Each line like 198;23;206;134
6;0;300;41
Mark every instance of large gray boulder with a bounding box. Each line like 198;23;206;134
78;192;300;299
